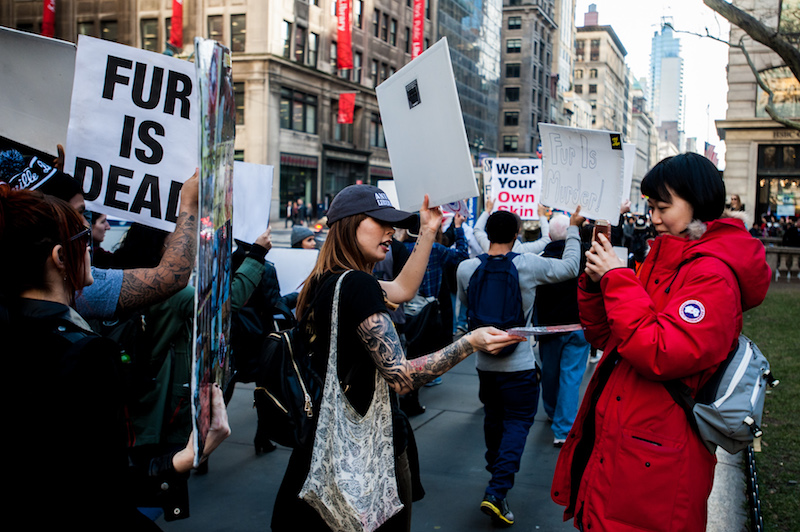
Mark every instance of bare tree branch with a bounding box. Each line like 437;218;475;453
666;21;800;132
704;0;800;82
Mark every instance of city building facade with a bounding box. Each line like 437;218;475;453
498;0;556;158
573;5;628;136
716;0;799;224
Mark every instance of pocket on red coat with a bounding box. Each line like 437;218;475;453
604;429;684;531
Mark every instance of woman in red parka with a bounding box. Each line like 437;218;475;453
551;153;771;532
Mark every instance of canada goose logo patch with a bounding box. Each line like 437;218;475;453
679;300;705;324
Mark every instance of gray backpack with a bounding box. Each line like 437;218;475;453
665;334;779;454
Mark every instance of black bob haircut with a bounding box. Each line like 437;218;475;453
641;152;726;223
486;210;519;244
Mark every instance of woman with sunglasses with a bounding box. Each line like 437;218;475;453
0;185;230;531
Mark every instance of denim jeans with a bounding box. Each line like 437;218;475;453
540;330;590;440
478;369;539;499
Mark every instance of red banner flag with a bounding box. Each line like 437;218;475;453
338;93;356;124
41;0;55;38
337;0;353;70
169;0;184;49
411;0;424;59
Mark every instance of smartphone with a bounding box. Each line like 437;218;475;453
593;220;610;243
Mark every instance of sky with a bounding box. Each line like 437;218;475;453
574;0;732;166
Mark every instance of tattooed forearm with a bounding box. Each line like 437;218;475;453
117;210;197;312
358;313;475;394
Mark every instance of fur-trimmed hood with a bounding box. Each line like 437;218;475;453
680;213;770;311
685;210;750;241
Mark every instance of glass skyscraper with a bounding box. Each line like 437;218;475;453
438;0;503;157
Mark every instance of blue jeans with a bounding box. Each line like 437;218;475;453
478;369;539;499
540;330;590;440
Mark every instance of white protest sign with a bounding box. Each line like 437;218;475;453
376;38;478;211
490;158;541;220
0;27;75;155
539;123;624;224
622;143;635;205
377;180;400;209
64;35;199;232
233;161;274;245
267;248;320;296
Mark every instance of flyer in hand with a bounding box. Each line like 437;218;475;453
507;324;584;337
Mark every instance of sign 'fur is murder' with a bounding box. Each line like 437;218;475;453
64;35;199;232
539;123;625;224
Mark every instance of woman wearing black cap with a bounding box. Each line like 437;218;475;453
271;185;523;532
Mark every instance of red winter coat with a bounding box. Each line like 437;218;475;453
551;217;770;532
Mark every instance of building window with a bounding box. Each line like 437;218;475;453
504;112;519;126
78;21;95;37
141;18;158;50
505;63;520;78
165;17;172;45
209;15;223;42
575;84;583;94
331;42;338;75
590;39;600;61
373;10;380;38
756;144;800;220
234;82;245;125
333;104;354;142
405;27;410;54
390;19;397;46
101;20;118;42
506;39;522;54
370;113;386;148
355;0;364;29
231;14;246;52
308;32;319;68
505;87;520;102
295;26;306;64
508;16;521;30
575;69;583;79
575;39;585;62
589;68;598;78
381;14;389;41
235;150;244;161
279;88;317;134
354;51;363;83
371;59;379;88
588;84;597;94
503;136;519;152
282;21;292;58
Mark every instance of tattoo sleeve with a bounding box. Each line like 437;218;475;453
117;210;197;312
357;312;475;394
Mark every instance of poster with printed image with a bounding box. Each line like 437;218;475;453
63;35;199;232
539;123;625;224
192;37;235;465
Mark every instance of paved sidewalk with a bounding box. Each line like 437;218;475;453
158;350;746;531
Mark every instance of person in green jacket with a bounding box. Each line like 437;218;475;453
107;223;272;517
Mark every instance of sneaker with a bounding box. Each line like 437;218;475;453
589;350;603;364
424;377;443;387
553;438;566;448
481;494;515;526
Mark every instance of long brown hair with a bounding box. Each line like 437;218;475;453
0;185;88;303
296;213;376;317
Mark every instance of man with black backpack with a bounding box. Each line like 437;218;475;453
456;207;584;527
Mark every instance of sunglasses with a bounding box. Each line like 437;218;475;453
69;227;92;246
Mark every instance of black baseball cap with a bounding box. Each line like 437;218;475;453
326;184;416;228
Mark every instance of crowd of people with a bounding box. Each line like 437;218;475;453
0;147;773;531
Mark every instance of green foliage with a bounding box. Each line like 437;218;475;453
742;286;800;532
